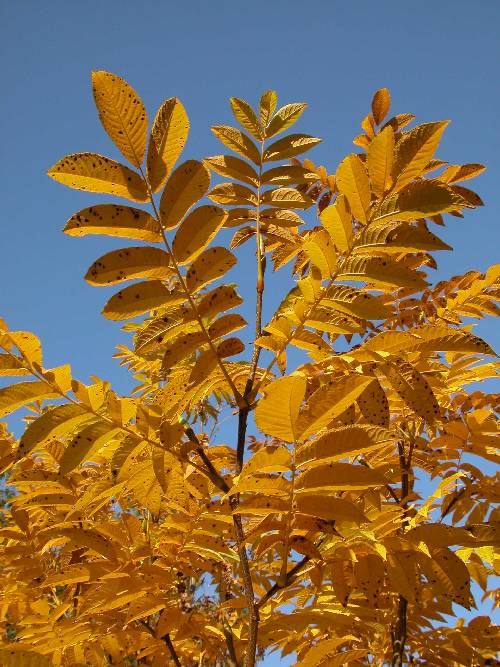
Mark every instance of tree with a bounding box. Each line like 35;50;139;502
0;71;498;667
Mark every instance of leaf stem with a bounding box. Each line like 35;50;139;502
139;167;244;406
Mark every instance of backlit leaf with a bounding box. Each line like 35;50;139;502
85;247;174;285
393;121;449;191
147;97;189;192
102;281;185;320
172;205;227;265
0;381;58;418
367;125;394;197
336;154;371;225
266;102;307;137
186;246;237;292
263;134;321;161
254;375;306;442
371;87;391;125
211;125;261;164
92;70;148;167
230;97;263;140
64;205;162;242
48;153;148;202
159;160;211;230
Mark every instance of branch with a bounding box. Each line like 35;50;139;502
138;620;181;666
257;554;310;609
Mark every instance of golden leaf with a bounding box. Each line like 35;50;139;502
0;381;58;418
230;97;263;140
319;194;352;252
64;204;162;242
172;205;227;265
102;281;185;320
259;90;278;126
211;125;261;164
92;70;148;167
85;246;174;285
296;461;387;492
185;246;237;292
254;375;306;442
48;153;148;201
392;121;449;191
147;97;189;192
204;154;259;186
335;154;371;224
371;87;391;125
263;134;321;161
266;102;307;138
159;160;211;230
367;125;394;197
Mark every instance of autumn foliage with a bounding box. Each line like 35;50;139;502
0;72;499;666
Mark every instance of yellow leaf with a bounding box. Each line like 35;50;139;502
147;97;189;192
198;285;243;319
320;194;352;252
371;87;391;125
59;422;121;475
370;180;465;225
266;102;307;137
302;636;359;666
322;285;390;320
172;205;227;265
354;554;386;606
229;474;290;497
0;381;58;418
217;336;244;358
230;97;263;140
254;375;306;442
240;445;292;477
0;354;30;376
295;495;367;524
297;375;374;439
85;246;174;285
6;331;43;367
259;90;278;126
357;379;390;427
393;121;449;191
380;358;441;424
102;281;185;320
290;329;333;361
92;70;147;167
261;187;312;209
353;221;452;254
48;152;147;201
18;404;95;458
406;523;473;547
261;165;317;186
136;315;199;354
338;255;428;289
296;424;394;467
440;162;486;183
162;331;206;372
386;550;420;603
0;649;51;667
186;246;237;292
204;154;259;186
64;204;162;242
159;159;210;230
264;134;321;161
335;154;371;224
303;230;337;278
207;313;247;339
367;125;394;197
261;208;304;227
297;462;386;492
209;182;257;206
211;125;261;164
43;565;90;587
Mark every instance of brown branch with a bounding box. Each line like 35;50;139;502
391;595;408;667
231;508;259;667
138;620;181;666
257;554;310;609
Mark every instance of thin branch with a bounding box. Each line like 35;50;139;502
138;620;182;666
140;168;244;406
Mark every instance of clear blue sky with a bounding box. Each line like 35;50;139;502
1;2;499;663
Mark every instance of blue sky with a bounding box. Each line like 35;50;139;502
1;1;499;663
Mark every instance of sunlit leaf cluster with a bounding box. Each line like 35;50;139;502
0;74;498;666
